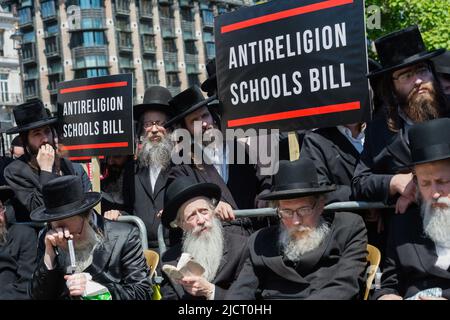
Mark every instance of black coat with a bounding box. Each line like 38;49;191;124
160;231;247;300
0;224;37;299
226;212;368;300
301;127;361;203
122;161;177;250
4;156;90;220
30;217;152;300
352;119;410;204
372;206;450;300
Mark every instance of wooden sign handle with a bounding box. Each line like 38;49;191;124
288;131;300;161
91;156;102;214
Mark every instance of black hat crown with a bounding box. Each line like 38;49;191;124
201;59;217;97
368;25;445;77
6;99;57;134
133;86;173;120
408;118;450;165
259;158;335;200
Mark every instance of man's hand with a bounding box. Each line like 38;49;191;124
44;227;71;269
178;275;214;299
64;273;90;297
378;294;403;300
215;201;235;221
395;178;416;214
37;144;55;172
389;173;413;196
104;210;121;221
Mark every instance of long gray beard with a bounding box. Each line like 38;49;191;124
421;197;450;248
138;135;173;170
279;218;330;262
182;217;224;282
61;224;103;273
0;223;7;246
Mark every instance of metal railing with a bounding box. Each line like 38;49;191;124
117;216;148;250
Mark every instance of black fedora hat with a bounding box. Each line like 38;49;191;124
432;50;450;75
259;158;336;201
201;59;217;97
368;25;445;78
408;118;450;166
6;99;58;134
164;86;216;128
30;175;101;222
133;86;173;121
162;176;221;229
0;186;14;203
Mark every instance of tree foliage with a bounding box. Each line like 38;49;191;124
365;0;450;54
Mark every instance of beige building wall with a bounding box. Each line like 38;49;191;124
130;1;145;103
34;4;50;109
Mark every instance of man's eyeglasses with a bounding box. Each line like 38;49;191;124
392;65;432;84
277;201;318;219
143;120;165;129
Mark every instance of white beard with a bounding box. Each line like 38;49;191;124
279;218;330;263
421;197;450;248
138;134;173;170
182;217;224;281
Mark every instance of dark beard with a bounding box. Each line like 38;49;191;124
26;143;62;173
403;81;445;123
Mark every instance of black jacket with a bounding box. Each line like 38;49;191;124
0;224;37;299
160;231;247;300
4;156;90;220
301;127;361;203
226;212;368;300
372;206;450;300
30;217;152;300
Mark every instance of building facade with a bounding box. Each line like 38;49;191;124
2;0;252;114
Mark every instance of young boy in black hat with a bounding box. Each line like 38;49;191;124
4;99;90;220
29;175;152;300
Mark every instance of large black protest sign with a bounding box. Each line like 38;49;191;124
215;0;370;131
57;74;134;158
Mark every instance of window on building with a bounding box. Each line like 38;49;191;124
45;23;59;36
184;41;197;55
75;55;108;68
140;22;154;34
144;70;159;86
203;31;214;42
45;36;59;55
25;66;38;79
181;8;193;21
201;9;214;25
140;0;152;16
163;39;177;52
47;61;62;74
74;68;109;79
143;57;156;70
116;0;130;12
205;42;215;59
41;1;56;18
142;34;155;49
79;0;102;9
119;54;133;68
18;8;32;25
23;30;36;43
166;73;180;87
0;74;9;102
188;74;199;88
81;18;104;29
116;17;129;31
0;30;4;56
21;0;33;7
71;31;106;47
118;32;132;48
159;5;173;18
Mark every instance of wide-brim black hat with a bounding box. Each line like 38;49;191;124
133;86;173;121
6;99;58;134
0;186;14;203
368;25;445;78
162;177;221;229
164;86;216;128
407;118;450;166
259;158;336;201
30;175;101;222
432;50;450;75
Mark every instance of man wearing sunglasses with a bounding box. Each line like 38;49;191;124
226;158;368;300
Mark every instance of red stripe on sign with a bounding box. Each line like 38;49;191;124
69;156;105;161
227;101;360;127
62;142;128;151
221;0;353;33
59;81;128;94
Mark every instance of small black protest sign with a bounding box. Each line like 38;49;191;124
215;0;370;131
57;74;134;158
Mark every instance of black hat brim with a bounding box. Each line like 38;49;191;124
201;75;217;93
164;94;217;128
162;183;221;229
259;185;336;201
6;117;58;134
30;192;101;222
133;103;172;121
0;186;14;202
367;48;445;78
395;153;450;172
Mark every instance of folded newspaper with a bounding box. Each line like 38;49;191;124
162;253;205;282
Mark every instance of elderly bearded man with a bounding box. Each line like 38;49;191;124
226;158;368;300
375;118;450;300
29;175;152;300
159;177;247;300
